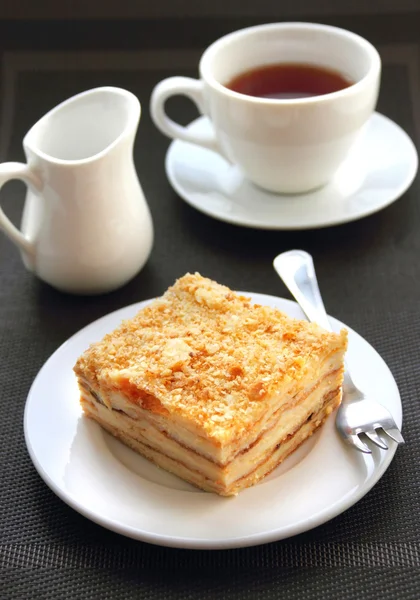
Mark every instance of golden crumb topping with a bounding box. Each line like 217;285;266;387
75;273;347;443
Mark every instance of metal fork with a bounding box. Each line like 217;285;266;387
273;249;405;454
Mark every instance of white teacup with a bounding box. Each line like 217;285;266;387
151;22;381;194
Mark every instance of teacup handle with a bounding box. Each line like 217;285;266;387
150;76;228;159
0;163;42;258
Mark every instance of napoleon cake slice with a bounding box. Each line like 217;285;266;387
74;273;347;496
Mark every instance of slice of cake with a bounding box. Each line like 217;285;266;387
74;273;347;496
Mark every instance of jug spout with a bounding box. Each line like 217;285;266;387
24;87;140;163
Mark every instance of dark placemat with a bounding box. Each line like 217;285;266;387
1;15;420;600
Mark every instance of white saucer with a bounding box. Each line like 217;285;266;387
165;113;418;229
24;293;402;549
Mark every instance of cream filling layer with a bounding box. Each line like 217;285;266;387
80;351;344;465
80;370;341;487
82;389;340;496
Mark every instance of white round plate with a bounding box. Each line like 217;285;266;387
165;113;418;229
24;293;402;549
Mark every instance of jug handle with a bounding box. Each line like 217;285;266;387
0;163;42;257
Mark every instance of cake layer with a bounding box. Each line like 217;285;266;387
82;388;341;496
228;389;341;495
78;346;344;466
80;367;342;489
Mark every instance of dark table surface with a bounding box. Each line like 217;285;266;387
1;14;420;600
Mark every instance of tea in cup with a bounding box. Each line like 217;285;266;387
151;22;381;194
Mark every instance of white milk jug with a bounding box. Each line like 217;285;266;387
0;87;154;294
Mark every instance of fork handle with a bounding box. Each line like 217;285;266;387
273;250;333;332
274;250;359;394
